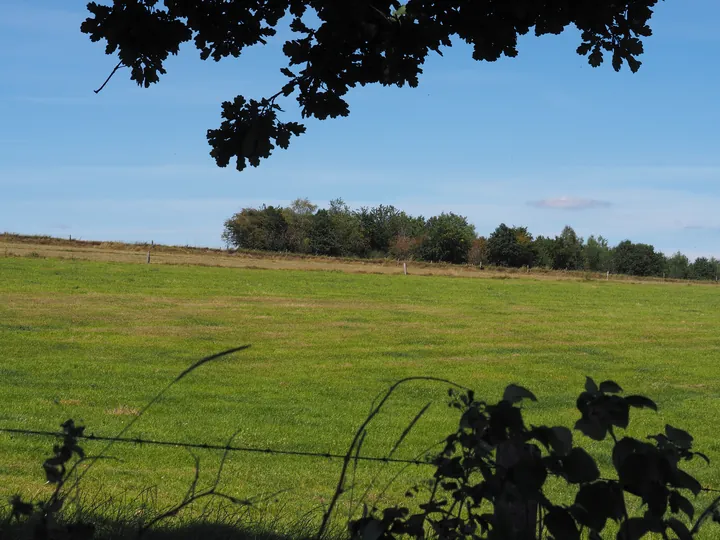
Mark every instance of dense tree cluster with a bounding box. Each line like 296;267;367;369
223;198;473;264
223;200;719;280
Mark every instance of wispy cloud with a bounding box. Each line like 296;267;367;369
528;197;612;210
683;224;720;231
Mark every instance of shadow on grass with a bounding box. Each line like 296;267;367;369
0;518;317;540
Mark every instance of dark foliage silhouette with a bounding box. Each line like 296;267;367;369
4;352;720;539
349;378;720;539
4;347;252;540
82;1;660;171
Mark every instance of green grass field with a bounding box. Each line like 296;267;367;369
1;256;720;533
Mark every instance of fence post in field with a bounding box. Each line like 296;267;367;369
403;262;407;275
606;271;610;281
147;240;153;264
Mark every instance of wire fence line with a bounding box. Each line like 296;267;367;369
0;426;432;467
2;425;720;495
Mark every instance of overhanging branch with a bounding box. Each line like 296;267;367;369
94;61;125;94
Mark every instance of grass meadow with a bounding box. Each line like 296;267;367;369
1;253;720;534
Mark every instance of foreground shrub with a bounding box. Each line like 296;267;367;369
349;378;720;540
4;347;719;539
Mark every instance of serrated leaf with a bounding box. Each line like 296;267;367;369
577;42;592;56
627;56;642;73
611;51;622;72
589;49;603;68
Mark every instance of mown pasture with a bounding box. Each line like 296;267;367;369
1;256;719;533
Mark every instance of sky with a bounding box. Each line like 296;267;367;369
1;1;719;259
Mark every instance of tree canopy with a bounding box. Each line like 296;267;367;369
223;199;720;281
486;224;535;268
82;0;660;171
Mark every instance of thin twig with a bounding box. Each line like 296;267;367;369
389;402;432;457
691;494;720;536
213;429;242;488
181;452;202;503
138;448;291;535
94;61;124;94
58;346;251;503
348;429;367;523
316;376;468;539
367;437;446;514
353;403;434;513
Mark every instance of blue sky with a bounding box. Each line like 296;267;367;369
1;1;719;259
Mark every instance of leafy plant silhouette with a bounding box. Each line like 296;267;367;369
7;419;98;539
7;346;253;539
5;355;720;540
349;378;720;540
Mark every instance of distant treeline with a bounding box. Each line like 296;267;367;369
222;199;719;280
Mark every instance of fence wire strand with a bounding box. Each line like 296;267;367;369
0;427;431;466
2;426;719;494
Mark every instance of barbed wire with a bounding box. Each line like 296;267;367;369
0;427;432;466
2;426;719;494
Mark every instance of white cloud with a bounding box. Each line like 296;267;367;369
2;160;719;257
